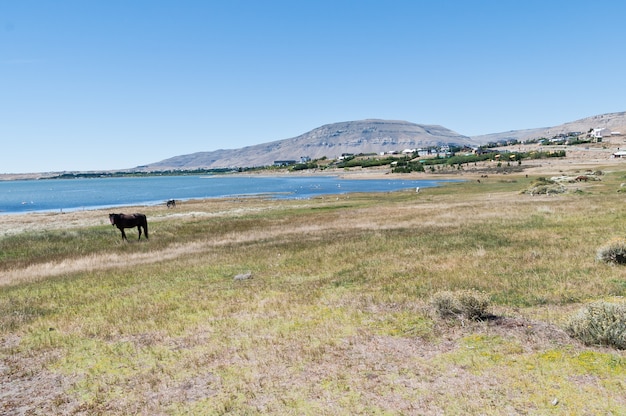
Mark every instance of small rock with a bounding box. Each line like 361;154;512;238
234;272;252;281
551;398;559;406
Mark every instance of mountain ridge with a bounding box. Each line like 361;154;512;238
139;119;474;170
139;112;626;170
470;111;626;143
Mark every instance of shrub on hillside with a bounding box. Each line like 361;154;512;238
521;177;567;195
566;301;626;349
596;238;626;265
430;289;491;321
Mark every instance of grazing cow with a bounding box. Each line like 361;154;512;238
166;199;176;208
109;213;149;241
575;175;589;182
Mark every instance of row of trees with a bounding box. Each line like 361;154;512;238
287;149;567;174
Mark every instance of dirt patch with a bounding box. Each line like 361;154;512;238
0;210;108;236
0;347;83;415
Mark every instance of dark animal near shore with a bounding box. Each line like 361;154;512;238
166;199;176;208
109;213;149;241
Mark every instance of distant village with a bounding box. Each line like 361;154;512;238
273;127;624;169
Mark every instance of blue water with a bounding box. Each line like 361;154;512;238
0;175;457;214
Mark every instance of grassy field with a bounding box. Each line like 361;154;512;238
1;168;625;415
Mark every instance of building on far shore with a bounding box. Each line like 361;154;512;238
273;160;297;167
590;128;608;140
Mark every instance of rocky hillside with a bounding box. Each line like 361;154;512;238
471;111;626;143
138;112;626;171
139;119;476;170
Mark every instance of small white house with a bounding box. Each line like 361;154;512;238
591;128;608;139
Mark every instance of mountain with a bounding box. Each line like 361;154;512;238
470;111;626;143
138;112;626;170
138;119;476;170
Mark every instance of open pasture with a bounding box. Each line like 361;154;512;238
1;169;625;415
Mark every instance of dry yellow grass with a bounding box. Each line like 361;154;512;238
1;154;626;414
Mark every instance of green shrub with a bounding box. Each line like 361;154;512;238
522;178;566;195
596;238;626;265
430;289;491;320
392;161;425;173
566;301;626;349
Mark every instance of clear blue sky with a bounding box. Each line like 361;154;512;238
2;1;625;173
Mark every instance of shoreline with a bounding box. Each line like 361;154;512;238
1;144;623;183
1;148;624;233
0;173;457;218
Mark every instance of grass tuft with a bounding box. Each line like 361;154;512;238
566;300;626;349
430;289;491;320
597;237;626;265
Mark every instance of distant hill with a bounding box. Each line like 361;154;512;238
138;119;477;170
138;113;626;171
471;111;626;143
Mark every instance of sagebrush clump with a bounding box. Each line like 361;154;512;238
566;301;626;349
596;238;626;265
430;289;491;321
522;177;566;195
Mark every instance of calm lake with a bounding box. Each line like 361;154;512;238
0;175;457;214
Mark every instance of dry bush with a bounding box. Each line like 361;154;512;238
430;289;491;321
566;301;626;349
521;178;566;195
596;238;626;265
